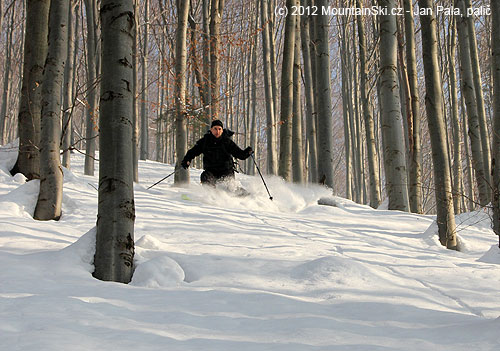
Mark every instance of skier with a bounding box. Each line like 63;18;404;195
180;119;253;186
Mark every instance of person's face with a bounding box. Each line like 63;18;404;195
211;125;223;138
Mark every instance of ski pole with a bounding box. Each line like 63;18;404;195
251;153;273;200
147;168;180;189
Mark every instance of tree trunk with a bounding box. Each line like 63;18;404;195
379;0;409;211
292;9;304;184
403;0;423;214
93;0;136;283
132;0;139;182
84;0;98;176
491;0;500;246
418;0;457;249
209;0;225;120
465;0;491;188
448;19;464;214
202;0;211;120
248;27;258;176
174;0;190;184
34;0;69;221
300;0;318;183
314;0;334;188
0;7;15;145
62;2;77;169
140;0;149;160
455;0;490;206
340;17;352;199
278;0;296;181
356;0;381;208
260;0;277;174
12;0;50;179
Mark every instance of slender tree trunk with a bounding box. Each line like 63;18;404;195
132;0;139;181
174;0;190;184
379;0;409;211
84;0;98;176
418;0;457;249
11;0;50;179
269;0;279;126
202;0;211;120
140;0;149;160
455;0;489;206
341;18;352;199
462;94;475;210
94;0;136;283
448;19;464;214
292;10;304;184
314;0;334;188
0;7;15;145
491;0;500;247
465;0;491;187
260;0;277;174
62;2;77;169
248;29;258;176
356;0;381;208
278;0;295;181
209;0;225;120
403;0;423;214
300;0;318;183
34;0;69;221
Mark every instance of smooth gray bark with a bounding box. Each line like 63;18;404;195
93;0;136;283
84;0;98;176
62;2;77;169
465;0;491;187
300;0;318;183
278;0;296;181
0;7;15;145
379;0;409;211
12;0;50;180
34;0;69;221
403;0;423;214
418;0;457;249
248;32;258;176
491;0;500;246
340;17;352;199
260;0;277;174
209;0;225;120
132;0;139;181
356;2;381;208
448;20;464;214
174;0;190;184
455;0;489;206
140;0;149;160
292;11;304;184
314;0;334;188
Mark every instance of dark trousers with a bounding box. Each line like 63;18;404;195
200;169;235;186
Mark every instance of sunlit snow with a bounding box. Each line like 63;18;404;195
1;142;499;350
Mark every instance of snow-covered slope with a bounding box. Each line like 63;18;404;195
1;144;499;351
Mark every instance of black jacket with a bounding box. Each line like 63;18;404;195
182;129;250;172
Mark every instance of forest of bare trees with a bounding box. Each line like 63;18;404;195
0;0;499;279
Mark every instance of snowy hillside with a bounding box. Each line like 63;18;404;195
1;144;500;351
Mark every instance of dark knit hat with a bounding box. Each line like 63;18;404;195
211;119;223;128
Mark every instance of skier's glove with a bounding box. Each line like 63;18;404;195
244;147;254;158
181;159;190;169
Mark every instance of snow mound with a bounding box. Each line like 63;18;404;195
478;245;500;264
0;179;39;217
131;255;185;288
291;255;373;286
57;227;96;274
136;234;164;250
